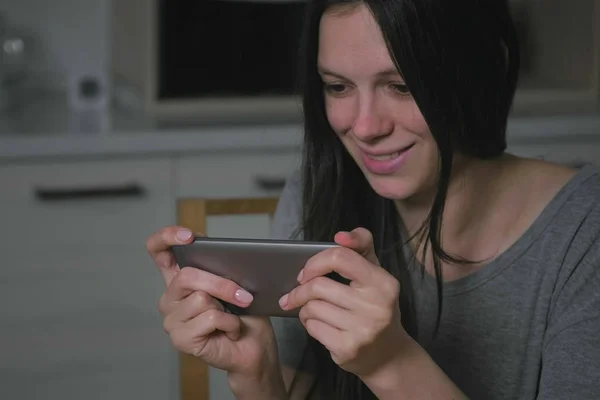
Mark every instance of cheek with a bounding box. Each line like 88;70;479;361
402;102;431;139
325;99;354;133
400;104;439;169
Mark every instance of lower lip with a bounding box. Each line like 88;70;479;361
360;146;413;175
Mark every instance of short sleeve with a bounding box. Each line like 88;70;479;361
538;228;600;399
269;169;309;369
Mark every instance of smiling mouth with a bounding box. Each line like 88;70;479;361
367;152;401;161
364;145;414;161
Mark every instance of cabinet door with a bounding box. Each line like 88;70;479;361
0;157;178;400
176;150;301;198
176;150;301;238
175;150;300;400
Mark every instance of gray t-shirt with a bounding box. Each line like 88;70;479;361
270;165;600;399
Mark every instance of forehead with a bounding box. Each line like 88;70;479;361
318;4;397;75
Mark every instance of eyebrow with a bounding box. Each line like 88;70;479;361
317;66;401;80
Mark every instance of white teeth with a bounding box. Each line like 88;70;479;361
367;152;400;161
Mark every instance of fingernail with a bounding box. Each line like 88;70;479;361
176;229;192;242
335;231;351;240
235;289;253;304
279;294;289;308
297;269;304;282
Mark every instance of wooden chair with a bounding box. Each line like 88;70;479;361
176;196;280;400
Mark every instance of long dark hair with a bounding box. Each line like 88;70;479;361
296;0;520;398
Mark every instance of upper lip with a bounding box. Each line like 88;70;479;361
359;144;414;156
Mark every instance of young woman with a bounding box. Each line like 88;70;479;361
146;1;600;399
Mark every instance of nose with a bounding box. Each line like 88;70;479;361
352;95;393;142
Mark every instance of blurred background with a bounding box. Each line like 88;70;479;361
0;1;598;399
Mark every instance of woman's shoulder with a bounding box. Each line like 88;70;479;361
517;158;582;201
498;160;600;338
531;160;600;213
518;160;600;271
512;158;600;224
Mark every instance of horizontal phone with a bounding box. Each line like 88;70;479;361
171;236;338;317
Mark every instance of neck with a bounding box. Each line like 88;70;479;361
395;153;516;268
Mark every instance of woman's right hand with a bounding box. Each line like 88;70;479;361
145;226;282;378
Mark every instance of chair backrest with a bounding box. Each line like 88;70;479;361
176;196;280;400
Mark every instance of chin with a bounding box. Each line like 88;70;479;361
363;173;420;201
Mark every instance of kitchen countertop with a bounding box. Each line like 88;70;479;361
0;93;305;162
0;118;306;161
1;92;600;163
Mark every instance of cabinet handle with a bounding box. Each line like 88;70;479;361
568;161;586;169
254;176;287;191
34;183;146;202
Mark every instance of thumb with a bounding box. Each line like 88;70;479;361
334;227;381;266
156;251;181;288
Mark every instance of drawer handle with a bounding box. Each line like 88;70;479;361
34;183;146;202
254;176;287;191
568;161;586;169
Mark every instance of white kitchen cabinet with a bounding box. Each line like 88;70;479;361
0;157;179;400
174;150;301;242
0;150;301;400
175;150;300;239
175;150;301;198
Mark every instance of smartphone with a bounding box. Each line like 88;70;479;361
171;236;338;317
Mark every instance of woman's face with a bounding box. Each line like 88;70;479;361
318;4;439;201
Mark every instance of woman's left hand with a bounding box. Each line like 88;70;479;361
278;227;410;379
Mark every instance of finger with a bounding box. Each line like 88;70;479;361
153;251;180;287
299;300;353;331
167;292;239;341
280;276;356;311
302;318;341;354
298;246;373;286
171;309;242;352
146;226;195;285
334;227;380;266
164;267;254;309
162;290;222;329
191;308;242;341
146;226;195;257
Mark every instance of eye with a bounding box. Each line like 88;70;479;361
323;83;349;96
389;83;411;95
